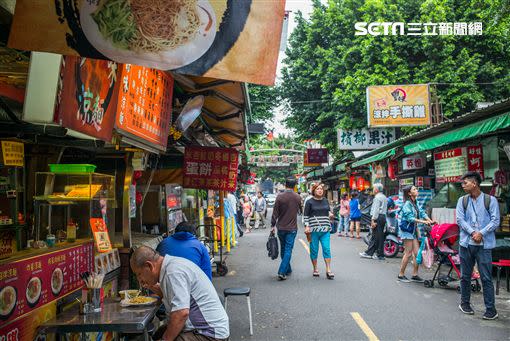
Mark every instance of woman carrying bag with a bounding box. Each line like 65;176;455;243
338;193;350;237
304;183;335;279
398;185;436;283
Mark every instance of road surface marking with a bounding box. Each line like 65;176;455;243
350;312;380;341
298;238;310;254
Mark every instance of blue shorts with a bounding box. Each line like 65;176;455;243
398;228;417;240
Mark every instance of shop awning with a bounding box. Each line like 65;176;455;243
404;112;510;155
335;163;346;172
352;148;396;168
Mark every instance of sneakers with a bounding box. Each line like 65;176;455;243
459;303;474;315
359;252;373;259
483;309;498;320
411;275;424;283
398;275;411;283
277;274;287;281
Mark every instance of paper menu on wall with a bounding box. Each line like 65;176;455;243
90;218;112;253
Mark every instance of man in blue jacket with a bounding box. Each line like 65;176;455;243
156;222;212;281
456;171;500;320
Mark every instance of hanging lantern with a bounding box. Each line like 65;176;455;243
388;160;398;180
349;176;356;189
136;191;143;205
356;177;365;191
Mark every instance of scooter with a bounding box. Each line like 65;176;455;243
363;216;404;258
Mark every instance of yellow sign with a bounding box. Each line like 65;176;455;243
1;141;24;167
367;84;430;127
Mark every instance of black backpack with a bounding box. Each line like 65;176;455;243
462;194;491;216
266;231;279;260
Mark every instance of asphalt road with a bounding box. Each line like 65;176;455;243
213;209;510;341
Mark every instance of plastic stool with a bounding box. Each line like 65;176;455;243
223;287;252;335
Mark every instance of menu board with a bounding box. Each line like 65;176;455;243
115;64;174;151
0;242;94;325
1;141;24;167
434;148;467;183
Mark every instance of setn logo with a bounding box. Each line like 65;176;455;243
354;22;405;36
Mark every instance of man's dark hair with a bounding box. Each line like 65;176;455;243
285;177;296;189
350;191;358;198
461;171;482;186
175;221;197;235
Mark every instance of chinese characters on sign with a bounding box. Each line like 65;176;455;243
434;146;484;183
1;141;24;167
183;147;239;192
355;22;483;36
367;84;430;127
337;128;395;150
248;154;303;166
116;64;174;151
0;242;93;325
402;154;425;171
57;56;119;142
306;148;328;164
0;230;17;258
90;218;112;253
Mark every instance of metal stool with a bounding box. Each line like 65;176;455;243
223;287;252;335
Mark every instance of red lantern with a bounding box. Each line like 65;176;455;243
349;176;356;189
356;177;365;191
133;171;143;180
388;160;398;180
136;191;143;205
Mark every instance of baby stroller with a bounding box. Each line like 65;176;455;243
423;223;481;292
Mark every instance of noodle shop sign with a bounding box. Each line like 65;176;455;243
183;146;239;191
0;242;93;325
8;0;286;85
434;146;484;183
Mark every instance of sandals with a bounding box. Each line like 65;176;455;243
326;272;335;280
313;270;320;277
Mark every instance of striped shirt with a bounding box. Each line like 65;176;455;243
304;197;332;232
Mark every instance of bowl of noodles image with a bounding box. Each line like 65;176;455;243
0;286;16;319
80;0;217;70
26;277;42;307
51;268;64;296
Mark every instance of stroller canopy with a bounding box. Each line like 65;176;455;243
430;223;459;248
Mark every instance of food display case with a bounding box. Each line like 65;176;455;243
33;172;115;243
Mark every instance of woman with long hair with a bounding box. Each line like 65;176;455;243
304;183;335;279
398;185;436;282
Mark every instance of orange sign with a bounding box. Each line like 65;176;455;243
115;64;173;151
90;218;112;253
367;84;431;127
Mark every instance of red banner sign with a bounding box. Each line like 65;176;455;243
0;301;56;341
306;148;328;164
56;56;119;142
0;242;94;325
115;64;174;151
467;145;484;179
183;147;239;191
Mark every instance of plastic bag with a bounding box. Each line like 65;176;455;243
266;231;279;260
416;237;426;265
422;238;434;269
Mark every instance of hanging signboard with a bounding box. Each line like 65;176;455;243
367;84;431;127
466;145;484;179
115;64;174;150
434;148;467;183
56;56;119;142
401;154;425;171
8;0;286;86
90;218;113;253
337;128;395;150
0;242;93;326
306;148;328;165
183;146;239;192
1;141;24;167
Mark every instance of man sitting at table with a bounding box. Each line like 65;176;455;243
130;246;229;341
156;222;212;281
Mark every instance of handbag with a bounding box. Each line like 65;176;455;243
399;220;415;233
266;231;279;260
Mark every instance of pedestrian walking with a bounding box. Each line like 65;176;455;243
338;193;350;237
228;191;243;237
359;183;387;260
456;171;500;320
271;177;303;281
254;191;267;229
349;191;362;238
242;195;253;233
304;183;335;279
396;185;435;282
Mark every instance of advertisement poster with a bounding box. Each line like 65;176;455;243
1;141;24;167
0;242;93;326
367;84;430;127
183;146;239;192
56;56;119;142
115;64;174;150
0;301;57;341
9;0;286;85
337;128;395;150
90;218;112;253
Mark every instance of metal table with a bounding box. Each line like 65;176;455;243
39;300;160;341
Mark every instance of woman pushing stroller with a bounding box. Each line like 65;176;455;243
397;185;436;283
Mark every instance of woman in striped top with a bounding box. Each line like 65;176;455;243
304;183;335;279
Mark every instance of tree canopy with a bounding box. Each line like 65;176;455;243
280;0;510;157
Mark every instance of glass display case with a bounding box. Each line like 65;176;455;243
33;172;115;243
